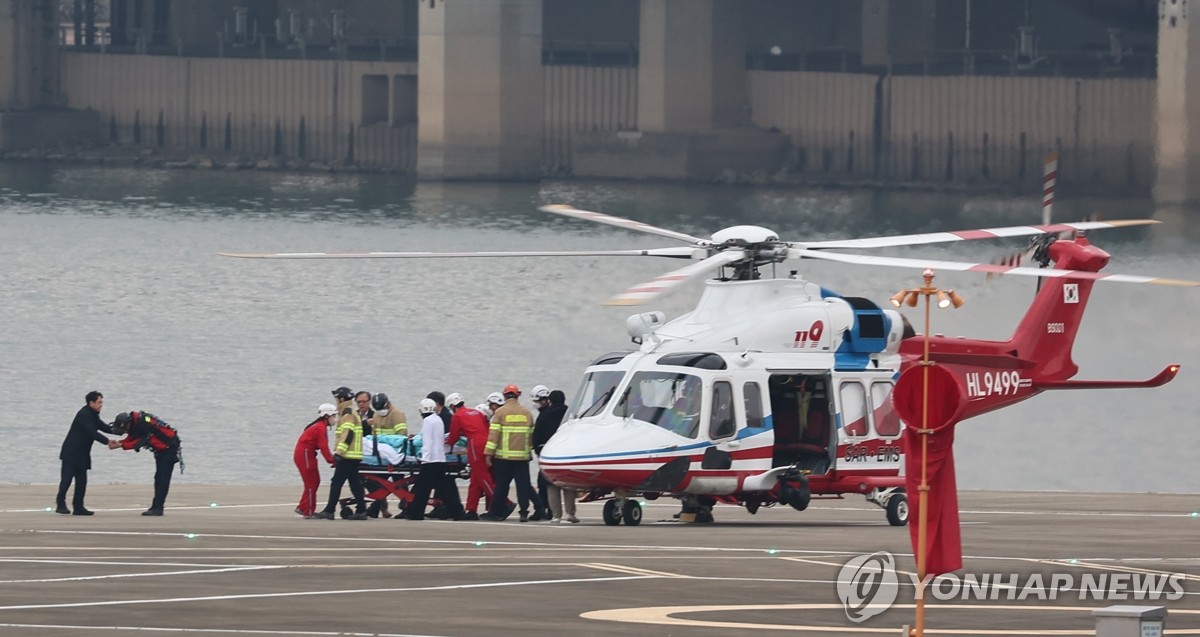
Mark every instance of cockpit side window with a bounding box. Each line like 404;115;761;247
570;370;626;420
614;371;702;439
709;381;735;440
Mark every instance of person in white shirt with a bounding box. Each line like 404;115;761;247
400;399;463;521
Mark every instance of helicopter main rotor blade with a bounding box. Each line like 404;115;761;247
219;247;699;260
795;219;1159;250
540;204;708;245
788;248;1200;287
606;250;746;306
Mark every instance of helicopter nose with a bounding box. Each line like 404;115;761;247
539;417;696;491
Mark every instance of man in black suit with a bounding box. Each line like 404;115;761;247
56;391;113;515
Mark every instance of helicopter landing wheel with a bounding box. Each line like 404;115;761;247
886;493;909;527
621;500;643;526
602;499;622;526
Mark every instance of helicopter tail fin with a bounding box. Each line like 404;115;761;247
1004;235;1110;382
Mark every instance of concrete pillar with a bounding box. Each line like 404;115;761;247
1155;0;1200;206
0;0;60;110
637;0;745;133
417;0;543;180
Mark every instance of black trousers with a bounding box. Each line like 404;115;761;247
151;452;178;510
323;458;365;515
57;461;89;508
408;462;446;520
490;459;543;516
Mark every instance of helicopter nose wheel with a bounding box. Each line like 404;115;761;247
602;498;643;526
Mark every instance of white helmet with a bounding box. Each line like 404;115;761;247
474;403;491;414
318;403;337;417
531;385;551;400
446;392;465;408
418;398;438;415
486;391;504;406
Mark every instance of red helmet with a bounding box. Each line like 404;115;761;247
503;384;521;397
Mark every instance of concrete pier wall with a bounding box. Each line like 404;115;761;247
57;51;1153;192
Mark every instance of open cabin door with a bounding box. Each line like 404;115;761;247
767;371;833;474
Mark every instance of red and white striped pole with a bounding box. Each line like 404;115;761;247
1042;151;1058;226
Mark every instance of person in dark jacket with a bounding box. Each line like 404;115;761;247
109;411;182;516
56;391;113;515
533;389;577;523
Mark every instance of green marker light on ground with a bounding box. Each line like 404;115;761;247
209;502;218;508
474;541;486;547
767;548;779;555
185;533;197;539
43;507;52;512
1191;512;1198;518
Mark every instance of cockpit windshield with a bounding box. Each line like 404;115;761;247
613;371;703;438
569;370;626;420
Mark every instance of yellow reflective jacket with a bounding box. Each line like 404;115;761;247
367;405;407;436
334;399;363;460
485;398;534;461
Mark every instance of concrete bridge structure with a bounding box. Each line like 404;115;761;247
2;0;1199;204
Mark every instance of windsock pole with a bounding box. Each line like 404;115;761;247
1042;151;1058;226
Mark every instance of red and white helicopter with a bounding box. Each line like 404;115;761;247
223;205;1195;526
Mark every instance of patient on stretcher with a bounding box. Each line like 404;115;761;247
360;434;469;466
361;436;403;465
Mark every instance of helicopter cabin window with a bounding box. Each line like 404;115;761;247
743;382;764;429
613;371;702;438
871;381;901;438
840;381;869;437
570;370;626;419
709;381;735;440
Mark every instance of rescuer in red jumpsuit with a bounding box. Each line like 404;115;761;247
446;393;512;520
294;403;337;518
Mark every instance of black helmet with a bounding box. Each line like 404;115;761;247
331;386;354;401
371;392;389;411
113;412;132;434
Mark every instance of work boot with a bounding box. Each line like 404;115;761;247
141;508;163;516
55;504;71;515
463;511;479;521
529;509;547;522
310;511;335;520
348;512;369;520
72;507;94;516
478;513;502;521
518;511;529;522
501;500;518;520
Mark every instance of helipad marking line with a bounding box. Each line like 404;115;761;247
0;503;292;514
0;559;263;568
579;563;690;578
1036;558;1200;581
581;603;1200;635
780;556;922;581
22;529;865;554
17;531;1200;569
0;574;652;611
0;565;286;584
0;623;457;637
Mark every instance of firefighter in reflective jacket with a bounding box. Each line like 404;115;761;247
311;387;368;520
482;385;545;522
110;411;182;517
